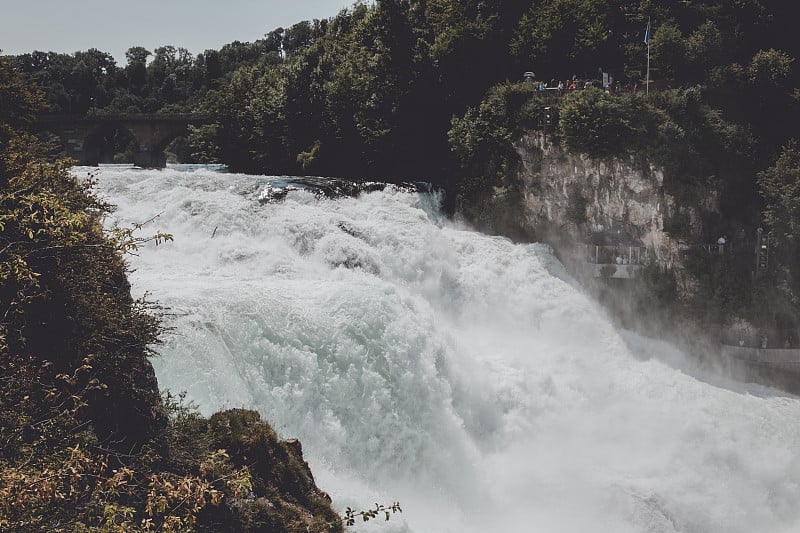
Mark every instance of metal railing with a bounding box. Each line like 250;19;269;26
584;244;646;265
721;344;800;364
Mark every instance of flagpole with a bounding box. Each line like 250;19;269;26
646;17;651;95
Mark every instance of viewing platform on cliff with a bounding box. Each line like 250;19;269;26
580;231;647;280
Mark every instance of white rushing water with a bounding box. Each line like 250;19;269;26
91;166;800;533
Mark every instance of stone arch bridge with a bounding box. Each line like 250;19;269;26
35;114;211;168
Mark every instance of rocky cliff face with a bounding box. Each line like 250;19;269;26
514;132;714;266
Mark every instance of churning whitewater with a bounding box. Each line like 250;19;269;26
92;166;800;533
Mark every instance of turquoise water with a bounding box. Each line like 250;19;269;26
92;166;800;533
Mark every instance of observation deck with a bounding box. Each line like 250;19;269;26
581;232;646;280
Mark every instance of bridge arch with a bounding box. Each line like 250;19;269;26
35;114;211;168
82;122;139;164
142;124;196;167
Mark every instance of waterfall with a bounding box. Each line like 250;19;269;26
92;166;800;533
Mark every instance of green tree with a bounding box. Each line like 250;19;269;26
557;87;658;158
686;20;724;78
511;0;620;80
749;48;795;86
650;22;687;82
283;20;315;55
125;46;151;97
0;54;43;130
757;140;800;304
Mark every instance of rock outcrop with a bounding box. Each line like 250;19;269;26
514;132;713;268
202;409;343;532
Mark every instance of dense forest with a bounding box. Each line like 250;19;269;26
7;1;800;340
11;0;799;176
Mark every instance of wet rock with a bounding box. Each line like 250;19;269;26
204;409;343;532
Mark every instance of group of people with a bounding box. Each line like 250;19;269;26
531;79;593;92
523;73;640;96
738;335;771;349
586;246;644;265
735;334;797;349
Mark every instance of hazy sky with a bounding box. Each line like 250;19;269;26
1;0;356;65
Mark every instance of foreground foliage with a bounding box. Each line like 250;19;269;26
1;54;342;532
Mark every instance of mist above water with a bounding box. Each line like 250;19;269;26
92;166;800;533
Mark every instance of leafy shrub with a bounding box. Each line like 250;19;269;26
557;88;660;158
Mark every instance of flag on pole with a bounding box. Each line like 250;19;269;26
644;18;651;45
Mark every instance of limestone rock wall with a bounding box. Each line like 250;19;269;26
514;133;712;267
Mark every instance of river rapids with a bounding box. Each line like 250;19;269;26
91;166;800;533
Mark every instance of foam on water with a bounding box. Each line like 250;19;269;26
91;166;800;533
